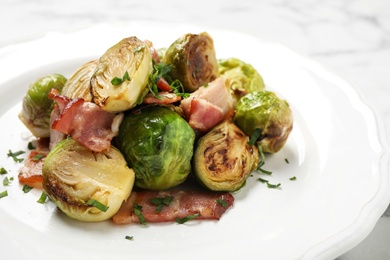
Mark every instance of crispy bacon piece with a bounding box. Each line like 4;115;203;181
18;150;46;189
180;77;235;132
112;190;234;224
48;89;121;152
142;92;182;105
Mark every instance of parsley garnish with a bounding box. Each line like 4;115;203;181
22;184;33;193
285;158;289;164
289;176;297;181
0;167;7;175
134;203;147;224
125;236;134;240
216;198;229;207
257;178;281;189
37;191;47;204
111;71;130;86
0;190;7;199
7;150;25;163
87;199;109;212
28;142;35;150
150;196;173;213
32;153;44;162
175;213;200;224
248;128;262;146
3;177;11;186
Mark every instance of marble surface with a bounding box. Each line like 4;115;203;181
0;0;389;259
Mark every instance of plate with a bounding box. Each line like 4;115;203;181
0;22;389;260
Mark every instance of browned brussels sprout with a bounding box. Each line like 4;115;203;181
193;120;259;191
162;32;220;93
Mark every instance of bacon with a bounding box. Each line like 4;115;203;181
48;89;121;152
18;150;47;189
144;39;160;64
142;92;182;105
180;77;235;132
112;190;234;225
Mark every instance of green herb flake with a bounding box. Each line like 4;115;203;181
0;190;7;199
3;177;11;186
125;236;134;240
248;128;262;146
216;199;229;207
175;213;200;224
37;191;47;204
87;199;109;212
111;71;131;86
267;182;281;189
28;142;35;150
285;158;289;164
32;153;44;162
150;196;173;213
22;184;33;193
7;150;25;163
0;167;7;175
258;178;269;183
259;168;273;175
134;203;147;225
289;176;297;181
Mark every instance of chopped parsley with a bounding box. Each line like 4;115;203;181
125;236;134;240
257;178;281;189
256;145;272;175
0;190;7;199
0;167;7;175
248;128;262;146
32;153;44;161
111;71;131;86
86;199;109;212
175;213;200;224
7;150;25;163
285;158;289;164
149;196;173;213
289;176;297;181
37;191;48;204
22;184;33;193
134;203;147;225
3;177;11;186
28;142;35;150
216;198;229;207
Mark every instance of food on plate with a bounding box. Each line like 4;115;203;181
218;57;265;103
15;31;293;225
42;137;135;222
19;74;67;138
91;36;153;112
234;90;293;153
116;106;195;190
193;120;259;191
162;32;219;93
112;190;234;224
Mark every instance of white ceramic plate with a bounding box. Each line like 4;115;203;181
0;22;388;260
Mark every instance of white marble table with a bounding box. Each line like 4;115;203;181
0;0;389;259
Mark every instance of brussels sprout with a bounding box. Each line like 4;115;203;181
18;74;67;138
91;36;153;112
162;32;219;93
193;120;259;191
61;60;98;101
218;58;265;102
234;90;293;153
117;106;195;190
42;138;135;222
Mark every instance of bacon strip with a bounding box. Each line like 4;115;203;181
112;190;234;224
48;89;121;152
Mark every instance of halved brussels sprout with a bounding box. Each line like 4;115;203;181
42;137;135;222
61;60;98;101
193;120;259;191
234;90;293;153
19;74;67;138
91;36;153;112
162;32;219;93
116;106;195;190
218;58;265;102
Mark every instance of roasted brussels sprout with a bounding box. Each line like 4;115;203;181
42;137;135;222
61;60;98;101
117;106;195;190
162;32;219;93
218;58;265;102
91;36;153;112
19;74;67;138
234;90;293;153
193;120;259;191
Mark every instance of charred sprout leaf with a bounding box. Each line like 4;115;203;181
91;36;153;112
234;90;293;153
22;184;33;193
42;138;135;222
162;32;219;93
37;191;47;204
61;60;98;102
218;58;265;102
7;150;25;163
193;120;259;192
134;203;147;224
117;106;195;190
175;213;200;224
0;190;7;199
18;74;67;137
